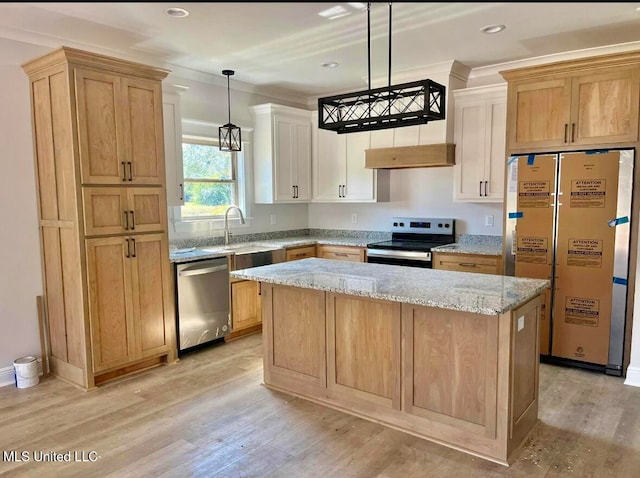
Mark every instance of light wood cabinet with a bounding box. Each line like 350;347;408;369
87;234;173;373
503;56;640;151
285;245;316;261
453;85;507;201
75;69;165;185
230;280;261;332
316;244;366;262
251;104;311;203
82;187;167;236
23;47;175;390
433;252;503;275
312;116;390;202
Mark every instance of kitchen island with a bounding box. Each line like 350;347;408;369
231;258;549;466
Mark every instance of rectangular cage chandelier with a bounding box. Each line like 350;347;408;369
318;2;446;134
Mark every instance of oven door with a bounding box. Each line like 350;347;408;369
366;249;432;268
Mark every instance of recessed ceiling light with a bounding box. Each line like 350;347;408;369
322;62;339;68
480;24;506;34
347;2;367;10
318;6;351;20
166;7;190;18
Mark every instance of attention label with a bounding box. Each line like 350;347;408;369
565;297;600;327
567;238;603;268
518;181;551;208
516;237;548;264
570;179;606;208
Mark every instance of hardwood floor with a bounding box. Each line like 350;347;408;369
1;333;639;477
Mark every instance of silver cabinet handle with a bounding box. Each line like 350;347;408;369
459;263;477;267
571;123;576;143
179;183;184;201
130;238;136;258
338;185;341;197
292;185;296;198
124;211;129;230
125;238;130;258
127;161;133;181
484;181;488;196
121;162;127;182
130;210;135;230
479;181;482;197
564;124;568;143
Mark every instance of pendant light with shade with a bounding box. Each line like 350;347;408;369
219;69;242;152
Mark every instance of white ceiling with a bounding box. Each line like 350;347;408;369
3;2;640;97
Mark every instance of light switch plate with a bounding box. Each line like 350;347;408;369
518;316;525;332
485;215;494;227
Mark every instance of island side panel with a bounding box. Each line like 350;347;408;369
261;283;326;393
507;294;542;462
326;293;402;410
402;304;502;459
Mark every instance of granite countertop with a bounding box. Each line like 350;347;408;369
230;258;549;315
431;243;503;256
169;236;373;263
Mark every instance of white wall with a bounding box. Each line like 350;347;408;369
0;40;51;380
309;167;503;235
625;220;640;386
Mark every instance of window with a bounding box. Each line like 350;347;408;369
181;139;239;219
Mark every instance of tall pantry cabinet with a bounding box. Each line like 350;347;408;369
22;47;176;390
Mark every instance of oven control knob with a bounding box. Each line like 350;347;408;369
438;223;443;228
399;222;404;227
393;222;398;226
444;223;450;228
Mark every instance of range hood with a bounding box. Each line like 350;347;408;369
365;143;455;169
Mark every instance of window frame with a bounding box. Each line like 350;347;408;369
177;135;245;221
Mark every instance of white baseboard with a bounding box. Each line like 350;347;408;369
624;366;640;387
0;359;44;388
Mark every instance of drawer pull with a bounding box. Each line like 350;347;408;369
335;253;349;257
459;263;477;267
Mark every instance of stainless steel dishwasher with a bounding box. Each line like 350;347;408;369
176;257;230;352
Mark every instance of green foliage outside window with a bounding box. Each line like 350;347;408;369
182;142;237;218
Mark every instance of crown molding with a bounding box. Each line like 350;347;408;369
469;40;640;81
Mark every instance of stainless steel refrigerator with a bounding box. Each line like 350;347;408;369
504;149;633;375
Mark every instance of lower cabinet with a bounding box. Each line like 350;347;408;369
433;252;503;275
316;244;365;262
285;245;316;261
228;277;262;341
86;233;174;375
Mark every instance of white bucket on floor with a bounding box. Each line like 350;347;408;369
14;356;39;389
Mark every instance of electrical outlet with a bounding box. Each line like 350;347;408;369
270;214;276;225
485;215;494;227
351;213;358;224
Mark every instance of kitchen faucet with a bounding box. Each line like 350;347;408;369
223;205;245;245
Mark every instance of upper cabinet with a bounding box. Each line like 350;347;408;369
502;53;640;152
163;86;188;206
75;69;165;185
311;115;390;202
251;104;311;203
453;84;507;202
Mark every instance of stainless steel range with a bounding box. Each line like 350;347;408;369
367;217;455;268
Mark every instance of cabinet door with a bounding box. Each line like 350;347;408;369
163;92;185;206
127;187;167;233
75;69;126;184
453;98;485;200
121;78;165;185
86;237;134;372
231;280;261;331
507;78;571;150
129;234;172;358
294;121;312;200
313;128;344;201
483;98;507;200
274;116;296;201
82;187;128;236
571;69;640;145
344;131;374;201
